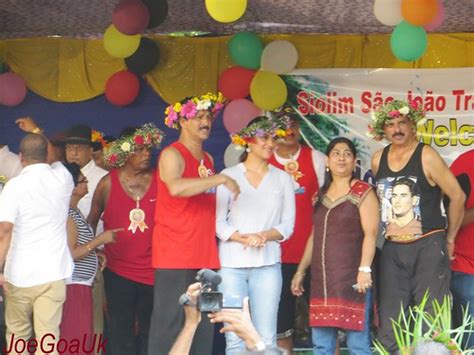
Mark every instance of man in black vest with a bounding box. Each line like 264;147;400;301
370;100;465;353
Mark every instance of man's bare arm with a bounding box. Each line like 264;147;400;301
159;147;239;198
87;175;110;233
423;146;465;257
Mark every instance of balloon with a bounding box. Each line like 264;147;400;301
223;99;262;133
373;0;403;26
0;72;27;107
103;24;140;58
401;0;437;26
112;0;150;35
228;32;263;69
105;71;140;106
424;0;445;31
205;0;247;23
143;0;168;28
261;40;298;74
390;21;428;62
125;37;160;75
218;67;255;100
224;144;244;168
250;71;288;111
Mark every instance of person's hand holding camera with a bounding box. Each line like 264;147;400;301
183;282;202;327
208;297;264;351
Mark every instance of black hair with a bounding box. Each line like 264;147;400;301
119;127;139;139
393;177;419;197
62;162;82;186
20;134;48;163
315;137;357;208
239;116;269;163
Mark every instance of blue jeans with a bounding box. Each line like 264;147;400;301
451;271;474;350
218;263;282;354
312;290;372;355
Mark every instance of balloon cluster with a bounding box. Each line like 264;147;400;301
218;32;298;135
103;0;168;106
0;70;27;107
373;0;445;62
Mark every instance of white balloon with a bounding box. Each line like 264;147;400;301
224;144;244;168
373;0;403;26
260;40;298;74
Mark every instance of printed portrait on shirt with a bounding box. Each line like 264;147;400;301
377;176;422;238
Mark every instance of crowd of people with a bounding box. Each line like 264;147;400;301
0;93;471;355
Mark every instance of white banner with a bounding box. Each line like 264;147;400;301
283;68;473;183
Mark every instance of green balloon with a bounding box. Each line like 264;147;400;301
228;32;263;69
391;21;427;62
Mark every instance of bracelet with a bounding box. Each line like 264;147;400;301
251;340;266;352
358;266;371;273
295;271;306;276
86;244;92;253
32;127;43;134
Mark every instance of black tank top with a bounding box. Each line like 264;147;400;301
375;143;445;239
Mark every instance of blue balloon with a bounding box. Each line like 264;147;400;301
391;21;427;62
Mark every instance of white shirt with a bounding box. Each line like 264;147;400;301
0;146;22;194
273;146;326;189
79;159;108;234
216;163;295;268
0;162;74;287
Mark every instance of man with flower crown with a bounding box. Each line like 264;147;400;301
148;93;239;355
369;100;465;352
88;123;165;355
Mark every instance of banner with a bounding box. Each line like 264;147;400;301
283;68;473;183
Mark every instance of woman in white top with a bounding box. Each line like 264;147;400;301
216;116;296;353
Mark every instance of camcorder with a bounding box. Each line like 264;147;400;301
179;269;223;312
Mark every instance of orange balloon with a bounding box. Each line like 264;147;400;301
402;0;438;26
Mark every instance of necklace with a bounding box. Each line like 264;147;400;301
198;159;213;178
123;177;148;234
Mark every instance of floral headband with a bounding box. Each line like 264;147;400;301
231;116;292;148
164;92;225;129
367;99;426;141
103;123;165;167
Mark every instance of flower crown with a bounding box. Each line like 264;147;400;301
164;92;225;129
367;99;426;140
103;123;165;168
231;115;292;148
92;130;108;149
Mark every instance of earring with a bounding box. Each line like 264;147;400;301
246;147;251;153
325;166;329;172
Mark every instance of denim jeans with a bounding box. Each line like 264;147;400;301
218;263;282;354
451;271;474;350
312;290;372;355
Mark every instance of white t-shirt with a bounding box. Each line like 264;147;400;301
0;146;22;195
0;162;74;287
216;163;295;268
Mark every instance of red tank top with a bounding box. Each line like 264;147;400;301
102;169;156;285
269;146;319;263
152;141;220;269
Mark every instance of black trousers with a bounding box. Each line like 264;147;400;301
103;268;154;355
376;233;450;353
147;269;214;355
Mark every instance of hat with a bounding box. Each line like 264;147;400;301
64;125;93;145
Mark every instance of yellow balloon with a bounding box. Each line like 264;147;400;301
250;71;288;111
103;24;140;58
205;0;247;23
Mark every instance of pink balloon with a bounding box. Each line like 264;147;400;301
223;99;262;134
112;0;150;35
424;0;445;31
0;72;27;107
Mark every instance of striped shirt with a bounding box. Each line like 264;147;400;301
67;208;98;286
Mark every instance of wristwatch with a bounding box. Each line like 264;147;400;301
358;266;372;273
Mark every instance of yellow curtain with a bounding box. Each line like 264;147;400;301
1;33;472;104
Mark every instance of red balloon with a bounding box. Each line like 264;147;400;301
218;66;256;100
105;71;140;106
112;0;150;35
0;72;27;107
